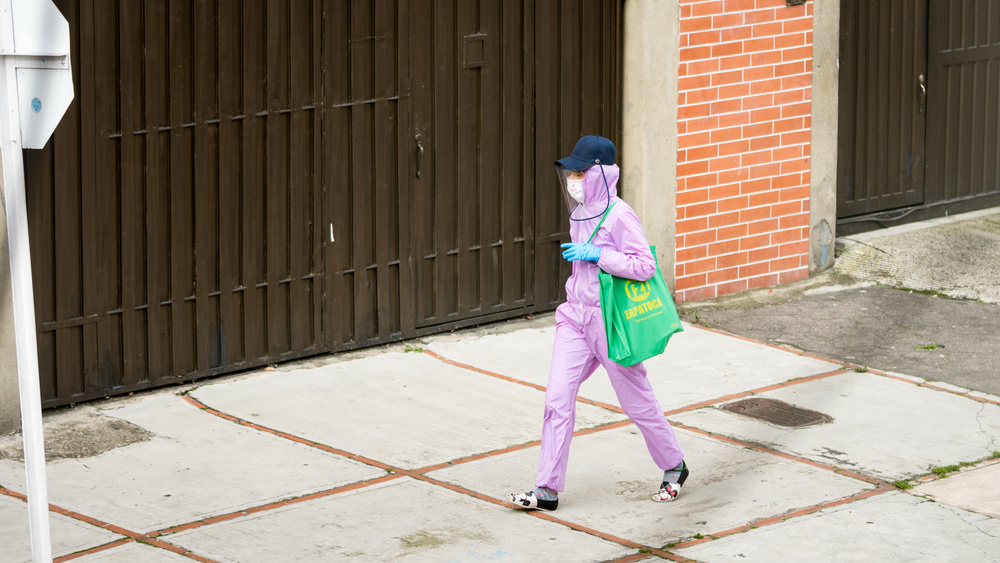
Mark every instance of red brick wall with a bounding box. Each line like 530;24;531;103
674;0;813;302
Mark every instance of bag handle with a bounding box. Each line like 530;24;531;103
586;201;619;245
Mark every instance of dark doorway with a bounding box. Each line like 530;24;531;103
925;0;1000;203
836;0;928;218
409;0;536;329
837;0;1000;229
25;0;622;408
408;0;622;329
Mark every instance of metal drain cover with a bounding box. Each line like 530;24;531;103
722;398;832;427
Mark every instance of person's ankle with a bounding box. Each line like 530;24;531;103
533;486;558;501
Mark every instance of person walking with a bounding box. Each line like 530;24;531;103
506;135;688;511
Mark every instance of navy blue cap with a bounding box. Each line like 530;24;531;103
555;135;616;171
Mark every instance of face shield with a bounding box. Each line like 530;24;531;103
556;163;611;222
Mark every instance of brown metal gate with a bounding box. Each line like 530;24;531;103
925;0;1000;202
25;0;622;408
837;0;1000;225
408;0;621;328
837;0;928;218
25;0;326;406
410;0;534;328
322;0;409;350
533;1;623;309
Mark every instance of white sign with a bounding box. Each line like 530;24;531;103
17;66;73;148
11;0;71;56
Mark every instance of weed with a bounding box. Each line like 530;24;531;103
692;309;712;328
959;461;977;467
915;344;938;351
854;366;869;373
897;287;972;301
892;480;913;489
403;344;425;353
931;465;960;476
993;451;1000;459
693;533;704;540
908;288;944;297
665;542;678;548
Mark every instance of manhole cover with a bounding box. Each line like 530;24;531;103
722;398;832;427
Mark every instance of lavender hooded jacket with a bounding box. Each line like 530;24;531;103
565;164;657;308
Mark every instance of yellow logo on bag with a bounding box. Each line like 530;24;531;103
624;297;664;320
625;280;651;302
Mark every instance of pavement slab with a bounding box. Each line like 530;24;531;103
672;372;1000;481
836;209;1000;303
73;542;194;563
0;394;383;532
190;352;624;470
914;462;1000;519
427;426;871;547
675;491;1000;563
167;476;634;563
0;494;123;563
426;323;840;412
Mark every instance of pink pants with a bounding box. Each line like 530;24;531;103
536;302;684;491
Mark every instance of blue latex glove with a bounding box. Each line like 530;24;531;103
561;243;602;262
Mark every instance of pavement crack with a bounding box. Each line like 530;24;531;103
840;238;890;255
958;513;1000;541
975;403;998;453
952;510;1000;560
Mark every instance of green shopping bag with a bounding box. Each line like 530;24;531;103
587;203;683;367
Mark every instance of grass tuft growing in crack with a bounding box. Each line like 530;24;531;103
892;480;913;489
403;344;425;353
931;465;961;476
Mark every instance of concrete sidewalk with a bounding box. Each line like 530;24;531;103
2;317;1000;562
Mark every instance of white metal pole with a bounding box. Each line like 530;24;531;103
0;42;54;563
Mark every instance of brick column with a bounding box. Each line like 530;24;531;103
674;0;813;302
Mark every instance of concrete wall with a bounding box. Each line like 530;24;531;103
0;163;21;435
621;0;681;291
809;0;839;272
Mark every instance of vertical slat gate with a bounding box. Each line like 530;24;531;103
323;0;406;350
926;0;1000;201
533;0;623;309
410;0;621;329
144;0;171;383
242;3;268;363
25;0;622;408
836;0;928;218
27;2;326;408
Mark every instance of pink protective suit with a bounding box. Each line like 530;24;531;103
536;164;684;492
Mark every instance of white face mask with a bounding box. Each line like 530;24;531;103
566;178;584;204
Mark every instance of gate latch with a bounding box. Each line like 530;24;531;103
919;74;927;114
